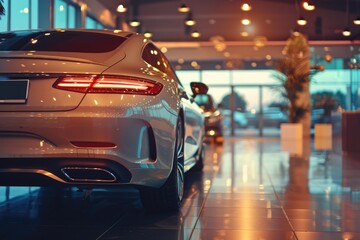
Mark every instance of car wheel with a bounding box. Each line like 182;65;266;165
140;117;184;212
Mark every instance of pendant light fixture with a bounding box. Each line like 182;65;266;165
302;1;315;11
342;28;351;37
129;2;141;28
241;1;252;11
343;0;351;37
354;17;360;25
295;0;306;26
191;30;200;38
178;2;190;13
185;11;196;26
116;3;127;13
354;1;360;25
144;31;153;38
297;16;307;26
129;18;141;27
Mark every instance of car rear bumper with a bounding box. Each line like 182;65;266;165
0;107;177;188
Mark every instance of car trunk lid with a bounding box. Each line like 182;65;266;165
0;56;110;112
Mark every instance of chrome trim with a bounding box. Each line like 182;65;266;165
61;167;117;183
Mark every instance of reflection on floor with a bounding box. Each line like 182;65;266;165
1;136;360;240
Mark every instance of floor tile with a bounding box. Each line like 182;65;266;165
190;229;297;240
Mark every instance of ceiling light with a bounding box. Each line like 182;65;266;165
342;28;351;37
191;30;200;38
241;31;249;37
297;17;307;26
185;12;196;26
129;18;141;27
302;1;315;11
354;17;360;25
116;4;127;13
144;32;153;38
292;28;300;35
241;19;251;25
178;3;190;13
185;19;196;26
241;2;252;11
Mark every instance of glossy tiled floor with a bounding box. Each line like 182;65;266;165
1;136;360;239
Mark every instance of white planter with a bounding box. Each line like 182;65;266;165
280;123;303;140
314;137;332;150
314;123;332;138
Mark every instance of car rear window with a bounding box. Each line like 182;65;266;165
0;31;127;53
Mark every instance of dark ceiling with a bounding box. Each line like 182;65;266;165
100;0;360;42
98;0;360;69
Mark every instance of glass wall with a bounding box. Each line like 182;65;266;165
0;0;8;31
85;15;105;29
54;0;79;29
0;0;38;31
0;0;108;31
177;66;358;137
54;0;67;28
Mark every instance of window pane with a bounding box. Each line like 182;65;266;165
10;0;29;30
202;70;231;85
96;22;104;29
0;0;8;32
68;5;75;28
31;0;38;29
85;16;96;29
232;70;277;84
54;0;67;28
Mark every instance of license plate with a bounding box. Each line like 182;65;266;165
0;80;29;103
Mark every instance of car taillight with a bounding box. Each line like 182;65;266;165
53;75;163;95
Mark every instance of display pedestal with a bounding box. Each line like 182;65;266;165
314;123;332;138
281;123;303;156
281;123;303;140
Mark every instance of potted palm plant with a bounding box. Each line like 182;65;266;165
272;32;313;139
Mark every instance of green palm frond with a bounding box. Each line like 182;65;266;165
0;0;5;18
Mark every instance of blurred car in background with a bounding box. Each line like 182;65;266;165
194;94;224;143
222;109;248;129
246;107;288;128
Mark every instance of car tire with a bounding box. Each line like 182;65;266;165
140;117;184;212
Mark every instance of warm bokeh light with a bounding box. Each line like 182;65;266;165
116;4;127;13
302;1;315;11
342;28;351;37
144;32;153;38
241;19;251;25
297;17;307;26
241;3;251;11
178;3;190;13
354;17;360;25
185;19;196;26
129;20;141;27
241;31;249;37
191;30;200;38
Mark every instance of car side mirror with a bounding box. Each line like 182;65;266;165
190;82;208;98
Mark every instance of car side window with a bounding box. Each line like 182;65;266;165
142;43;177;80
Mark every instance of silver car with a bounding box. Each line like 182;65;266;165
0;29;207;211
